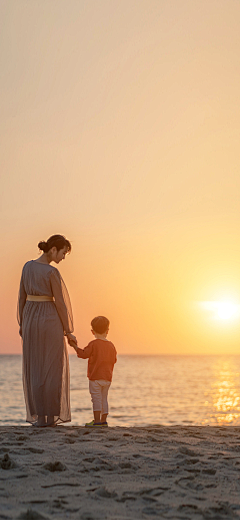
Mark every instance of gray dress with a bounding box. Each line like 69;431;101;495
17;261;73;424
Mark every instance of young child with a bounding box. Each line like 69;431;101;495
69;316;117;427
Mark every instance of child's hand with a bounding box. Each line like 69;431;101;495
67;333;78;348
68;338;78;348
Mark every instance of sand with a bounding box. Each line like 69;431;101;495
1;425;240;519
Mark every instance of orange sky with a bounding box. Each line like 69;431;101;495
1;0;240;354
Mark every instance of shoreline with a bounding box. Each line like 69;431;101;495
1;425;240;519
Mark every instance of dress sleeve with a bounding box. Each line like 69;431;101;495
17;269;27;326
50;269;74;335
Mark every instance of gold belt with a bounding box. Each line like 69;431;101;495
27;295;54;302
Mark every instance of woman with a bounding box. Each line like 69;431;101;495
17;234;77;427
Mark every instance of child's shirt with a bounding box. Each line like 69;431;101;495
76;339;117;382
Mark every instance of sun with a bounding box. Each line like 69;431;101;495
215;301;239;320
200;300;240;321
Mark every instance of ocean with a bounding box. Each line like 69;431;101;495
1;355;240;427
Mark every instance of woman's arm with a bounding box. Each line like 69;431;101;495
17;272;27;335
50;269;74;335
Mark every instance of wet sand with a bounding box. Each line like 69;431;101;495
1;425;240;519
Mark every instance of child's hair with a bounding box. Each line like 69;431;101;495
91;316;110;334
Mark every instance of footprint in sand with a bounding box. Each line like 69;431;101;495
142;505;159;515
43;461;66;472
17;510;48;520
0;453;16;469
203;503;237;519
202;468;216;475
64;437;76;444
27;448;44;454
52;498;68;509
95;486;117;499
179;447;200;457
178;503;201;513
80;513;96;520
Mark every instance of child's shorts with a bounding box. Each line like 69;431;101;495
89;380;111;414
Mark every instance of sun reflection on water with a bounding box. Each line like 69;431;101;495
208;359;240;425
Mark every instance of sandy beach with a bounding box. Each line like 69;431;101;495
1;426;240;519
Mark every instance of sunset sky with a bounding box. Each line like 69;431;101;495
1;0;240;354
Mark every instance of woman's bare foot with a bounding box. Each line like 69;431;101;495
46;416;55;427
37;416;46;427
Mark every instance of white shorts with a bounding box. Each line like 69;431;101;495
89;379;111;414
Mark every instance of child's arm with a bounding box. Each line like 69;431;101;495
68;340;93;359
75;344;92;358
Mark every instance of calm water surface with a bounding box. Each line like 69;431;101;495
1;355;240;427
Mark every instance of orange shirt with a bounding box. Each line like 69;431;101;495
76;339;117;382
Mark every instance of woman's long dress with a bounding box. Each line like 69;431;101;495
17;261;73;424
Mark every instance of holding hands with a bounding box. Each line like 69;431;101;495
66;333;78;350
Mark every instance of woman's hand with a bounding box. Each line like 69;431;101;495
66;333;78;353
66;333;78;347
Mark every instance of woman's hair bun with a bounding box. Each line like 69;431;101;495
38;241;48;253
37;235;71;254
